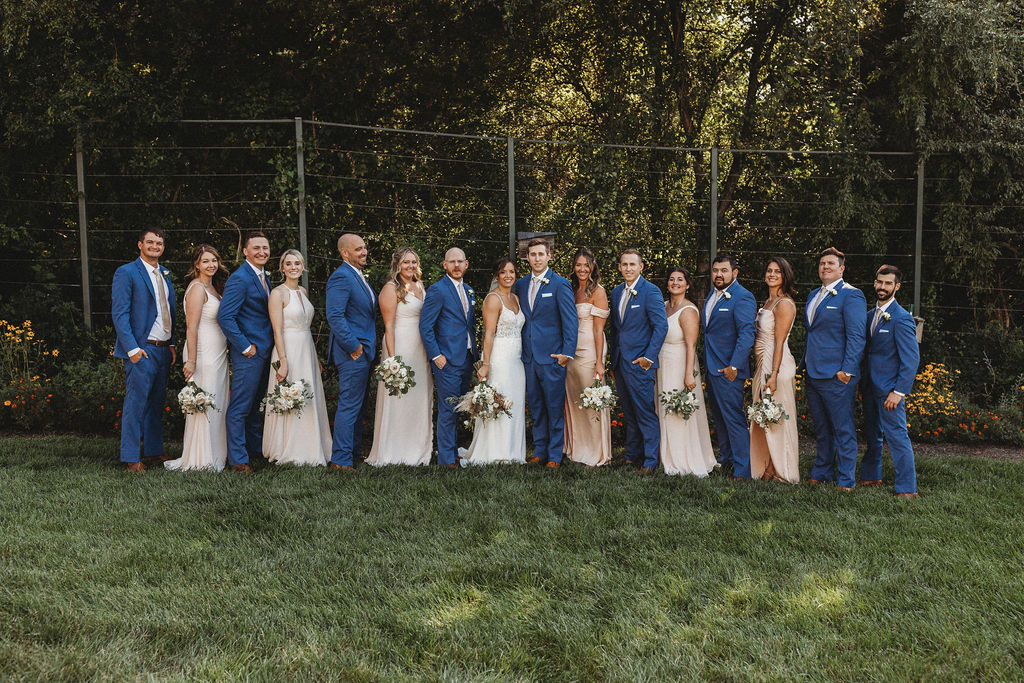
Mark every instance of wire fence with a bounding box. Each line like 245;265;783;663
2;118;1021;367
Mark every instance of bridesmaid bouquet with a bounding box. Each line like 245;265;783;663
449;380;513;424
177;382;217;415
578;379;617;413
746;393;790;429
660;388;700;420
261;378;314;417
373;355;417;396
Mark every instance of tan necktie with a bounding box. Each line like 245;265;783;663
155;267;171;336
258;271;269;296
807;288;827;324
457;282;469;317
529;277;540;308
705;290;721;322
871;308;883;336
619;286;631;321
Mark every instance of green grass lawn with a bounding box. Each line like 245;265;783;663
1;436;1023;680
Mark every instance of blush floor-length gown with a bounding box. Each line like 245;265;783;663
749;303;800;482
563;301;612;466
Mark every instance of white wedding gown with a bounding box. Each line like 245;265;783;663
166;282;229;472
460;300;527;466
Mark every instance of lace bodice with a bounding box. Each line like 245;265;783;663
494;301;525;339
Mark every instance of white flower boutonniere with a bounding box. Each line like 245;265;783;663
160;268;170;279
627;287;638;298
539;277;550;286
882;312;892;322
723;291;732;300
826;287;838;297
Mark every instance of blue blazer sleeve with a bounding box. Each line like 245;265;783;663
841;288;867;375
111;266;139;354
730;289;757;369
642;283;668;362
418;285;443;360
894;314;920;395
556;278;578;357
217;273;250;351
325;269;359;354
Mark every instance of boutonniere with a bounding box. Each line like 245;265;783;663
539;277;550;286
722;291;732;300
160;268;170;279
881;312;892;322
467;287;475;298
627;287;638;298
826;287;838;297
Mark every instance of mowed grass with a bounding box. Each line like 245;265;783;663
1;437;1023;680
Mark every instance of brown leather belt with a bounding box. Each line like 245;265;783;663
146;339;172;347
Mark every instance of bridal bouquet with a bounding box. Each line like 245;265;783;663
373;355;416;396
261;378;314;417
449;380;513;424
177;381;217;415
747;391;789;429
660;387;700;420
578;379;617;413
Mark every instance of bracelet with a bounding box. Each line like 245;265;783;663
481;362;490;366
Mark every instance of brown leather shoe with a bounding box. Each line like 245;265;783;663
858;479;884;487
732;476;745;481
528;456;545;465
328;463;354;471
637;467;653;475
546;461;561;469
230;463;254;473
125;462;145;472
895;492;919;499
807;478;824;485
836;485;853;492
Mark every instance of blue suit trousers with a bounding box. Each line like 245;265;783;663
119;343;171;462
331;352;371;466
524;360;567;463
225;351;270;466
707;374;751;478
807;376;859;487
861;393;917;493
615;360;660;469
432;356;474;465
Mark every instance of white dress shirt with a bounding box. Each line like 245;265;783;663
127;260;171;357
872;298;903;396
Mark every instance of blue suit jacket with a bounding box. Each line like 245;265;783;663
802;279;866;379
609;276;668;369
325;262;378;365
513;269;578;364
112;258;178;359
863;301;919;397
419;277;477;366
702;280;757;379
217;263;275;359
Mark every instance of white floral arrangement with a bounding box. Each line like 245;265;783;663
373;355;416;396
882;311;892;322
177;381;217;416
578;379;617;413
747;381;790;429
660;387;700;420
449;380;513;425
261;378;314;417
723;290;732;299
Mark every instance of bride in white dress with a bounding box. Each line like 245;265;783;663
262;249;331;466
166;244;230;472
366;247;434;466
460;258;527;466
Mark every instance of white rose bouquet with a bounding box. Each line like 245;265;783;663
660;387;700;420
177;381;217;416
747;380;790;429
373;355;416;396
578;379;617;413
261;378;314;417
449;380;513;425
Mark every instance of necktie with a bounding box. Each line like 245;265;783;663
808;288;826;324
529;277;540;308
456;282;469;317
619;286;631;320
258;271;269;296
871;308;883;336
155;267;171;336
705;290;721;322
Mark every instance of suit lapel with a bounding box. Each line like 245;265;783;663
135;259;156;300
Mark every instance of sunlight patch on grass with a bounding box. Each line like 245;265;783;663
785;570;854;619
423;587;487;629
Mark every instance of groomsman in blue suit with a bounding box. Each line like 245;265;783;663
513;239;578;468
803;246;867;490
703;254;757;479
217;231;275;472
859;264;921;498
326;234;378;470
609;249;668;473
419;247;477;467
112;228;177;471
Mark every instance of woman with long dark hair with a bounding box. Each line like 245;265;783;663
749;257;800;482
563;247;612;466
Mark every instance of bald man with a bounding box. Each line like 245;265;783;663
419;247;478;466
325;234;378;469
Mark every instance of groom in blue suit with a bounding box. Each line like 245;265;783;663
513;239;577;468
112;228;177;471
803;246;867;489
703;254;757;479
859;264;921;497
609;249;668;473
217;231;275;472
326;234;378;470
419;247;477;467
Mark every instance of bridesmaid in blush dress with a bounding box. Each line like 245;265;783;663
262;249;331;466
366;247;434;466
166;245;230;472
563;247;612;467
749;257;800;482
656;267;717;477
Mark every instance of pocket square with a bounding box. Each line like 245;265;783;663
826;305;838;309
541;292;553;298
630;304;640;309
718;308;729;312
879;329;891;333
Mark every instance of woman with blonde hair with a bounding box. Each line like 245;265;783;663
366;246;434;466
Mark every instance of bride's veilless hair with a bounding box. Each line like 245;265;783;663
387;246;422;303
186;244;230;296
667;267;699;305
570;247;600;300
493;256;518;281
278;249;305;283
